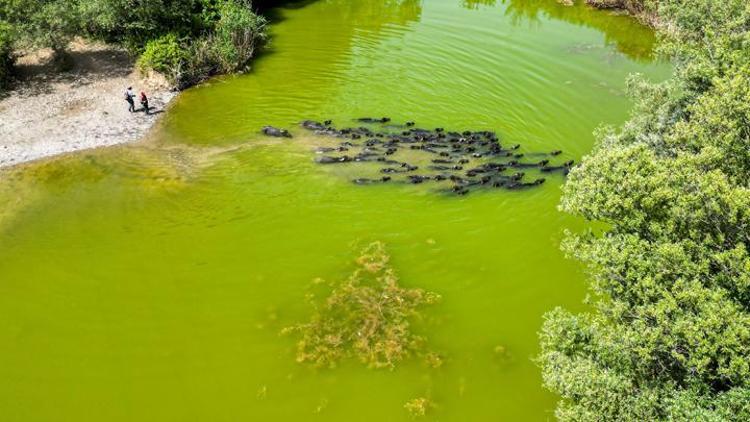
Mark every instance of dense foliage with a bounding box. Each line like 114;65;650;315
540;0;750;420
0;0;266;88
137;33;186;78
0;20;12;86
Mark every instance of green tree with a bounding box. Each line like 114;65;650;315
80;0;217;50
132;0;266;87
1;0;80;55
539;0;750;420
0;0;267;89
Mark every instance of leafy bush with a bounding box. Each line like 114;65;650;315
212;0;267;73
0;0;266;88
132;0;267;88
137;33;186;80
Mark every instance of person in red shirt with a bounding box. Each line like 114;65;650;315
140;91;150;115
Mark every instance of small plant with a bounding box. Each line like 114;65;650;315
283;242;441;369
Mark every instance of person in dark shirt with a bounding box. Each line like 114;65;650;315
124;87;135;112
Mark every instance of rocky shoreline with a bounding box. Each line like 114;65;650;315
0;39;176;169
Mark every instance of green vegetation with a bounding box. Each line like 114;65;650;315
540;0;750;420
131;0;267;87
137;34;185;81
13;0;80;59
0;20;12;86
0;0;267;89
1;0;90;86
283;242;441;370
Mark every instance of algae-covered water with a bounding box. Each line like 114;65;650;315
0;1;670;420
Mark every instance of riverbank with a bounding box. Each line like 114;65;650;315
585;0;660;27
0;39;176;169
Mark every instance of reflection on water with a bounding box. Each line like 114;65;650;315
461;0;498;10
459;0;655;61
502;0;656;61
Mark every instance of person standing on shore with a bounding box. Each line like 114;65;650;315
124;87;135;112
140;91;149;115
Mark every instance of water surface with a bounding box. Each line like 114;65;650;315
0;0;670;420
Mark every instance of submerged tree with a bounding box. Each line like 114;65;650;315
283;242;441;369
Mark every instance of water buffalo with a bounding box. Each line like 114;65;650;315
316;155;351;164
262;126;292;138
301;120;325;130
408;175;431;184
506;178;546;190
541;160;575;173
307;118;561;194
353;176;391;184
357;117;391;123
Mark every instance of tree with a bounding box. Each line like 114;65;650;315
539;1;750;420
1;0;80;56
0;0;267;89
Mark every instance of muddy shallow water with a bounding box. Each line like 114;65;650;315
0;0;670;420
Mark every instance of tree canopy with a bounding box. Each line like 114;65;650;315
0;0;267;88
540;0;750;420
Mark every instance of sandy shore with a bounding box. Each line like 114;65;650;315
0;39;177;168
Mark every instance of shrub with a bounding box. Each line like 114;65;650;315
178;36;217;88
211;0;267;73
134;1;267;88
180;0;267;87
137;33;186;81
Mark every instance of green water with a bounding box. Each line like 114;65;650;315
0;1;670;420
